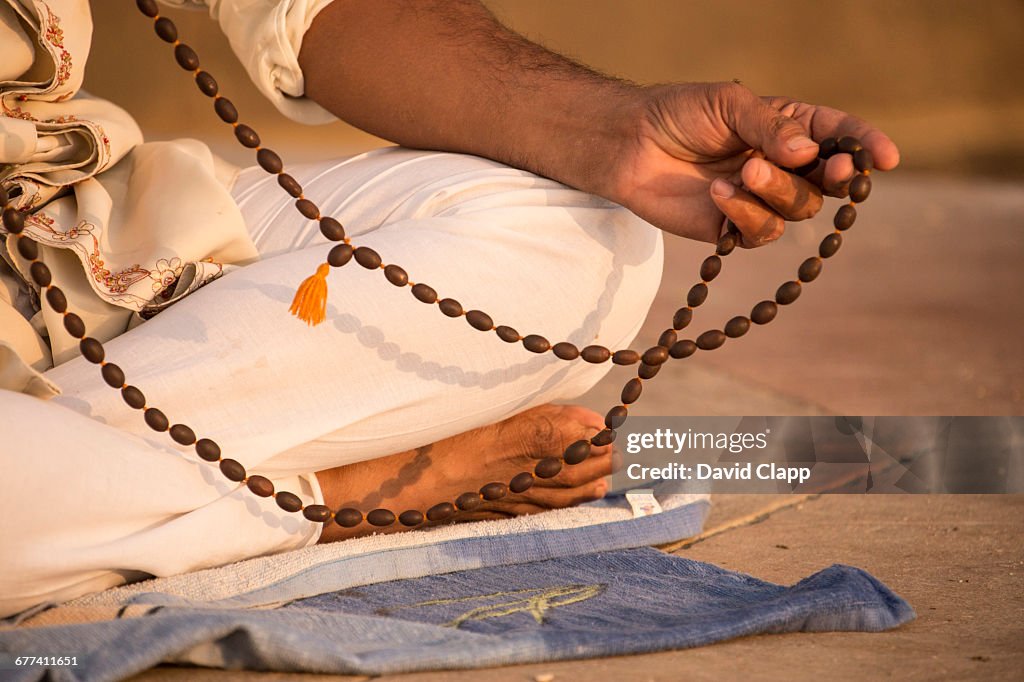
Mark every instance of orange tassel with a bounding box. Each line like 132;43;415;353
289;262;331;326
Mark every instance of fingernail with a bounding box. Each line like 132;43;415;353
595;479;609;497
711;178;735;198
750;158;771;186
787;135;817;152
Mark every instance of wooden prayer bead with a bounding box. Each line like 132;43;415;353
637;363;660;379
687;283;708;307
455;492;483;511
439;298;463;317
121;385;146;409
673;307;693;330
724;316;750;338
385;265;409;287
195;71;218;97
495;325;519;342
818;137;839;158
367;509;396;526
535;457;563;479
277;172;302;197
853;148;874;172
136;0;158;17
335;508;362;527
169;424;196;445
522;334;549;352
563;440;591;465
426;502;456;522
16;236;37;260
295;199;319;220
670;339;697;359
606;405;628;429
354;247;382;269
464;310;495;332
581;345;610;364
658;329;677;348
144;407;169;432
233;124;260;148
612;349;640;365
696;330;726;350
219;458;246;482
195;438;221;462
621;378;643;404
751;300;778;325
303;505;331;522
509;472;535;493
642;346;669;366
716;233;737;256
834;204;856;230
154;17;177;43
591;429;616;446
838;136;863;154
776;281;802;305
277;492;303;513
256;148;282;174
849;174;872;203
819;233;842;258
412;283;438;304
45;286;67;313
700;256;722;282
214;97;238;124
174;44;199;71
552;342;579;360
2;207;24;233
319;217;345;241
798;257;823;283
80;337;104;364
328;243;353;267
30;262;51;287
101;362;125;388
480;482;508;500
63;312;85;338
247;475;274;497
399;510;424;527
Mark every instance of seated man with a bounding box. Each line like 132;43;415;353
0;0;898;617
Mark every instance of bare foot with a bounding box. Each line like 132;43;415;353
316;404;615;542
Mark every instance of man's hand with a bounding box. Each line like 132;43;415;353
604;82;901;245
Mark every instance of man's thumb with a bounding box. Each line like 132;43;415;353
721;83;817;168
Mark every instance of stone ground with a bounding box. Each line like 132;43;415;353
132;173;1022;681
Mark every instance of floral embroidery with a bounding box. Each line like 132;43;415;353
40;3;72;88
150;257;184;293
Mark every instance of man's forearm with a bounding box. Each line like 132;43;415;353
298;0;642;201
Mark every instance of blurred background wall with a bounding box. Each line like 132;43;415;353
85;0;1024;177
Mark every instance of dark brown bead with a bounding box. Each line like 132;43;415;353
700;255;722;282
563;440;591;465
724;316;750;338
80;337;104;364
0;185;7;205
385;264;409;287
327;243;353;268
220;458;246;482
687;283;708;307
214;97;238;124
412;283;437;304
234;124;260;149
658;329;677;348
169;424;196;445
45;286;67;313
367;509;396;527
480;482;508;500
522;334;550;353
354;247;382;269
303;504;331;522
637;363;661;380
581;345;611;364
455;492;483;511
195;71;218;97
466;310;493;331
2;207;25;234
834;204;857;231
101;362;125;388
853;148;874;172
751;300;778;325
849;174;872;203
495;325;519;342
30;262;51;287
552;342;579;360
535;457;563;479
195;438;221;462
121;385;146;409
612;350;640;365
276;492;303;513
16;236;37;260
819;233;842;258
439;298;463;317
144;407;169;432
716;233;737;256
776;280;802;305
256;148;282;174
696;330;727;351
295;198;319;220
838;136;863;154
399;510;424;527
818;137;839;159
605;405;628;429
798;257;823;283
319;217;345;241
426;502;456;522
726;220;741;235
621;378;643;404
591;429;616;446
63;312;86;338
173;43;199;71
136;0;158;17
673;307;693;330
795;158;820;176
277;172;302;197
509;472;535;493
247;475;274;497
154;17;177;42
642;346;669;366
335;508;363;527
670;339;697;359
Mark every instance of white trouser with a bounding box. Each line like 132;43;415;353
0;148;663;617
